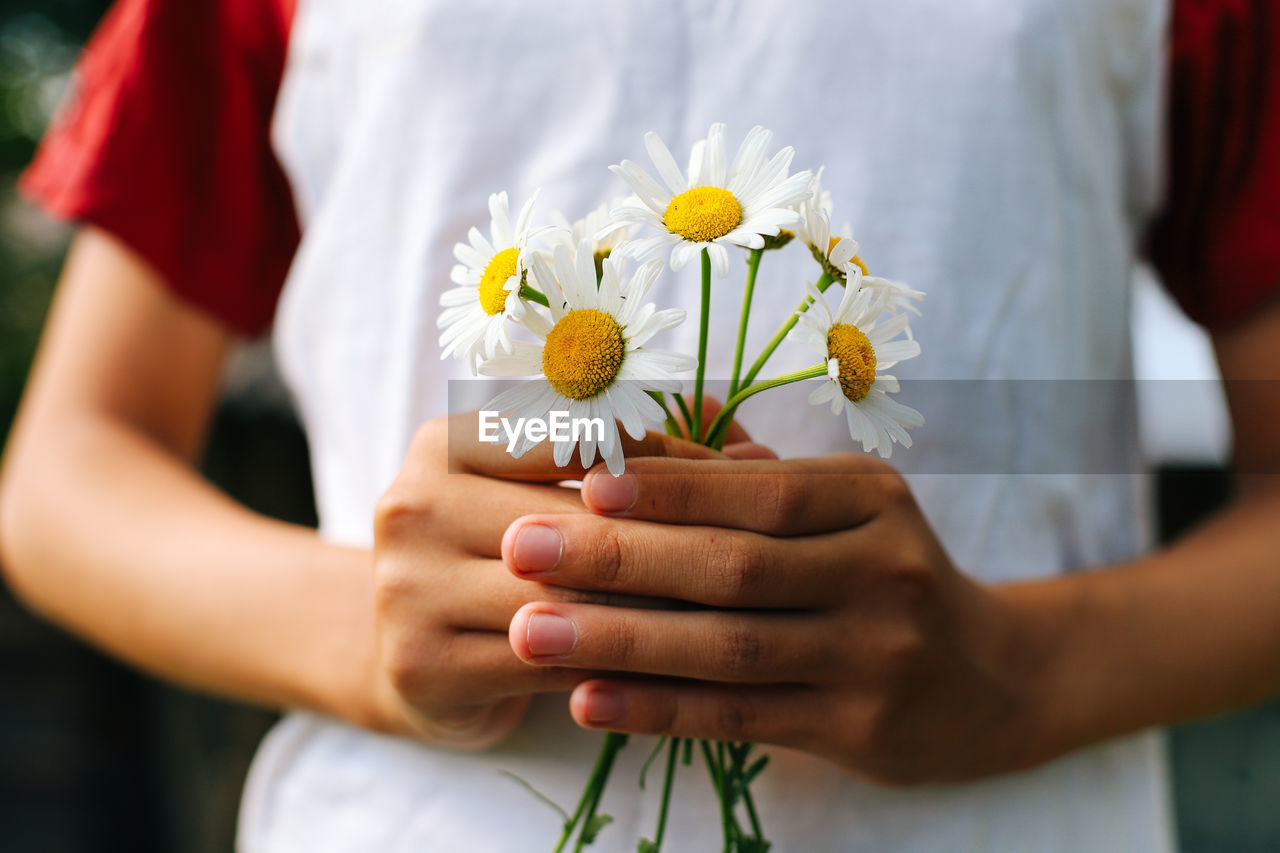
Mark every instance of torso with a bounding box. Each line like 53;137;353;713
244;1;1174;849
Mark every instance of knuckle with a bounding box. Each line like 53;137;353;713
880;626;927;679
412;417;451;456
889;554;938;614
850;695;894;756
603;615;640;666
876;469;913;506
371;561;414;615
754;475;807;534
381;637;430;696
647;693;680;736
593;525;627;586
713;536;770;603
715;690;757;741
373;486;422;542
712;618;764;680
652;470;697;516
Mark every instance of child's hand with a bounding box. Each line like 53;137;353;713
504;453;1044;784
369;411;737;748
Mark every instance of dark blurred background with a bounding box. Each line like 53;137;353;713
0;3;1277;851
0;3;307;851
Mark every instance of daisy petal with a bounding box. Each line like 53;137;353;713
644;131;689;195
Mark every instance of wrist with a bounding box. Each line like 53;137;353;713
989;574;1095;770
281;538;398;733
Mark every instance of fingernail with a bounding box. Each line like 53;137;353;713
585;689;626;724
513;524;563;574
526;612;577;657
587;471;638;513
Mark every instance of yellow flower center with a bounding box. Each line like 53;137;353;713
592;248;611;283
822;236;868;278
542;308;626;400
663;186;743;242
762;228;794;251
478;247;521;315
827;323;877;402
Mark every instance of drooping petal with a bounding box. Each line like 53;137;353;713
489;191;514;248
478;341;545;377
704;123;728;188
707;243;731;279
728;126;773;195
606;383;646;441
627;307;686;347
669;241;702;271
873;339;921;368
609;162;671;213
644;131;689;195
513;188;541;238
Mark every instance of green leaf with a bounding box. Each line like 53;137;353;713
742;755;771;786
637;839;660;853
580;813;614;845
497;770;569;824
638;737;669;790
682;738;694;766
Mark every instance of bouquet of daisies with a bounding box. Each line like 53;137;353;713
439;124;924;852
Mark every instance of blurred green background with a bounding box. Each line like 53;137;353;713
0;3;1277;851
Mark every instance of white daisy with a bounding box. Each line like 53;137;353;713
438;190;548;368
803;207;868;284
792;173;924;320
605;124;812;278
793;281;924;458
548;199;636;282
478;241;695;475
861;273;926;321
787;172;862;283
789;168;834;242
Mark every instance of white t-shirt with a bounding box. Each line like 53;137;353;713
241;0;1176;849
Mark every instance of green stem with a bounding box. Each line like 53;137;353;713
651;737;681;850
672;393;695;439
649;392;682;438
572;733;626;853
701;740;737;852
692;249;712;442
520;283;551;308
728;249;763;398
739;271;833;389
704;364;828;447
554;732;627;853
741;784;764;843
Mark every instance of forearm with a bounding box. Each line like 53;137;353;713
1006;480;1280;763
0;412;382;729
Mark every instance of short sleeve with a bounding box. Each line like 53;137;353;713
1146;0;1280;330
19;0;298;337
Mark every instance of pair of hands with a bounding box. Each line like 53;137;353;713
370;411;1044;785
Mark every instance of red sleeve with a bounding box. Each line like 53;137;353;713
1147;0;1280;330
18;0;299;338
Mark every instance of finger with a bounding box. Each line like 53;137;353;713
721;441;779;460
568;678;826;752
503;515;844;608
440;557;674;630
430;630;601;699
509;602;835;683
377;473;584;558
581;454;901;535
440;411;725;482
